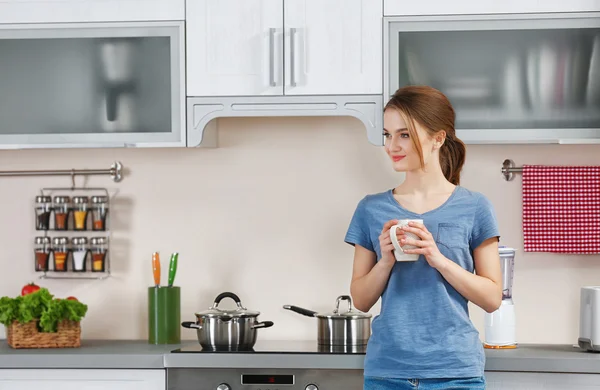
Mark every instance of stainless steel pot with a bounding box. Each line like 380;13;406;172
283;295;371;347
182;292;274;351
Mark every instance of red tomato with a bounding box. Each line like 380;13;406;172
66;296;78;301
21;283;40;296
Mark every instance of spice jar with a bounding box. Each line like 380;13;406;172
34;236;51;272
53;196;71;231
90;237;108;272
71;237;89;272
52;237;70;272
35;196;52;230
73;196;89;231
91;196;109;231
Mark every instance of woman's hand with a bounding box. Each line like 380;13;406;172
400;221;449;270
378;219;401;265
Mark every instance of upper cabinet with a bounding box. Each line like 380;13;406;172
384;0;600;16
186;0;383;97
0;22;186;149
186;0;284;97
0;0;184;24
385;12;600;144
283;0;382;95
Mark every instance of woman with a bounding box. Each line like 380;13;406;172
344;85;503;390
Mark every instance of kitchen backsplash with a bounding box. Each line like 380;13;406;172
0;116;599;344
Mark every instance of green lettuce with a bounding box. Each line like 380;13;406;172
0;296;21;326
0;288;88;333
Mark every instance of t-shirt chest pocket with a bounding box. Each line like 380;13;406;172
435;223;469;249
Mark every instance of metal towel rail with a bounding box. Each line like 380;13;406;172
0;161;123;183
501;159;521;181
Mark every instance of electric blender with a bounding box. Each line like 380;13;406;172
484;246;517;349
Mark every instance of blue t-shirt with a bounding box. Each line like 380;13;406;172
344;185;500;379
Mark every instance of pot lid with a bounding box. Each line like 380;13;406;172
316;295;372;319
195;292;260;318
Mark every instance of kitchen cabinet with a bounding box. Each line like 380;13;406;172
384;11;600;144
186;0;284;97
0;0;184;24
384;0;600;16
485;371;600;389
0;21;186;149
283;0;382;95
186;0;382;97
0;369;165;390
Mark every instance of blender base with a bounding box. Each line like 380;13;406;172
484;300;516;348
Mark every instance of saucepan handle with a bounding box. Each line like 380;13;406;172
283;305;318;317
252;321;274;329
181;321;202;330
213;292;243;309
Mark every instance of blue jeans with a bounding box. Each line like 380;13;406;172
364;376;486;390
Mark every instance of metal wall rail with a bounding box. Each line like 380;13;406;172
0;161;123;183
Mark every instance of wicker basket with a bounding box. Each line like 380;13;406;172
6;320;81;349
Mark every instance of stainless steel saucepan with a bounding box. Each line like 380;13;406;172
182;292;274;351
283;295;371;347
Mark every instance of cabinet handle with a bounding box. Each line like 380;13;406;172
269;28;276;87
290;27;297;87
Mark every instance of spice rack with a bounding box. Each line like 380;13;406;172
34;187;111;280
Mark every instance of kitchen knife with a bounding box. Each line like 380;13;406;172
168;252;178;287
152;252;161;287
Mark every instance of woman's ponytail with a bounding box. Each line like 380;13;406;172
439;134;466;185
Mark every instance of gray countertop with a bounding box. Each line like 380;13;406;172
485;344;600;374
0;340;599;373
0;340;178;369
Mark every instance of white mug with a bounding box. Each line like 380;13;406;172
389;219;423;262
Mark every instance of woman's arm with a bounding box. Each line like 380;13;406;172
400;222;503;313
350;245;395;312
436;237;502;313
350;219;404;312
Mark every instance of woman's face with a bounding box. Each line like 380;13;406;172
383;108;439;173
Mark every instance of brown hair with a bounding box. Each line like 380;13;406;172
384;85;466;185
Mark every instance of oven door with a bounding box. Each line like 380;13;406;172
167;368;364;390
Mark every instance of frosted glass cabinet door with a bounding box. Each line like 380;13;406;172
386;13;600;144
0;0;185;24
384;0;600;16
186;0;284;97
0;22;186;149
284;0;383;95
0;369;166;390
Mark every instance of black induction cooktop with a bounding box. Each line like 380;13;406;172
171;340;367;355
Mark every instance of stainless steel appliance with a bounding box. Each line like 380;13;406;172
167;340;365;390
181;292;274;351
578;286;600;352
283;295;371;348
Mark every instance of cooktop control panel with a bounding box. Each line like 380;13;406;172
167;368;363;390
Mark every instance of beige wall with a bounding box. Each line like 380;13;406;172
1;116;599;344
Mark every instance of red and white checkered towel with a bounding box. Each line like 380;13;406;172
522;165;600;254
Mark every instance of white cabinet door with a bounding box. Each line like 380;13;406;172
485;372;600;390
0;369;165;390
0;0;184;24
384;0;600;16
186;0;284;97
284;0;382;95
